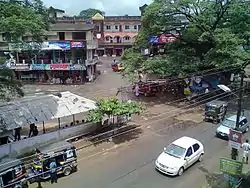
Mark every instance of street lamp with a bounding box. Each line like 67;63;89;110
231;61;250;160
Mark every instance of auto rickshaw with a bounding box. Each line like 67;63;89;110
204;100;228;123
111;61;124;71
28;141;77;184
0;158;28;188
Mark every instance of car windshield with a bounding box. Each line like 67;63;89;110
164;144;186;158
222;119;235;128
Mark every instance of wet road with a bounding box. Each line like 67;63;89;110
34;111;250;188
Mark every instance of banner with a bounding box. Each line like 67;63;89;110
50;64;69;70
42;41;71;50
30;64;46;70
71;41;85;48
15;64;30;71
71;64;86;70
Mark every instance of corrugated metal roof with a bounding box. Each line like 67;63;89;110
0;91;96;130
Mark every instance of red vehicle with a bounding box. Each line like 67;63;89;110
133;81;164;96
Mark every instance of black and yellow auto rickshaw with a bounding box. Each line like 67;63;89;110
0;158;28;188
28;141;77;183
204;100;228;123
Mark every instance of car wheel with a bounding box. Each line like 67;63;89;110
178;167;184;176
63;167;72;176
198;154;204;162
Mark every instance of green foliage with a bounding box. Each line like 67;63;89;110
0;57;24;101
86;97;145;123
0;0;48;44
79;8;104;19
122;0;250;81
121;48;147;82
0;1;46;100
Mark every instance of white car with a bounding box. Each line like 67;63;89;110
155;136;204;176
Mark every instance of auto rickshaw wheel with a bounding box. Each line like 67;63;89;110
63;166;72;176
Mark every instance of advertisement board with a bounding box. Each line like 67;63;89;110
30;64;46;70
42;41;71;50
50;64;69;70
229;129;242;149
14;64;30;71
220;157;243;176
71;64;86;70
71;41;85;48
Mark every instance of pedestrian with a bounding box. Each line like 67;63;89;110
32;126;39;137
135;84;139;97
14;127;21;141
29;123;35;137
242;139;250;164
49;158;58;184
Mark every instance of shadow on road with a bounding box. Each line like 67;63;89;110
87;124;143;146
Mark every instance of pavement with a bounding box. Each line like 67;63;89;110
30;109;250;188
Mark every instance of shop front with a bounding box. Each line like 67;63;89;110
13;63;87;84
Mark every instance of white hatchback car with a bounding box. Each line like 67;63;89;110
155;136;204;176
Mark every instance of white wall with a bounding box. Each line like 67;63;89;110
104;23;141;32
0;123;97;159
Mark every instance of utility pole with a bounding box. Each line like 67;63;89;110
231;70;244;160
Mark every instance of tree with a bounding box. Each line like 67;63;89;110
122;0;250;80
79;8;104;19
0;57;24;101
0;0;48;100
86;97;144;123
0;0;48;44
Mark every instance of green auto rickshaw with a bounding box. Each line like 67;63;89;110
204;100;228;123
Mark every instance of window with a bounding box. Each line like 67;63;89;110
125;25;130;30
192;143;200;152
96;25;100;31
138;25;141;30
240;118;248;126
124;36;130;41
134;25;137;30
115;25;119;30
106;25;111;30
59;32;65;40
164;144;186;158
72;32;86;40
185;147;193;157
105;36;110;41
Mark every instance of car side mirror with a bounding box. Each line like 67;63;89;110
163;147;166;151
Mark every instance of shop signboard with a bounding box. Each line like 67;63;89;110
14;64;30;71
71;64;86;70
229;129;242;149
71;41;85;48
220;157;243;176
50;64;69;70
41;41;71;50
30;64;46;70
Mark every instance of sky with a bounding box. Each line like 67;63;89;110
42;0;153;16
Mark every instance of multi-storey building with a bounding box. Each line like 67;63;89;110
0;7;98;83
92;13;141;56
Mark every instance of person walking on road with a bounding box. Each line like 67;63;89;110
49;159;58;184
242;139;250;164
